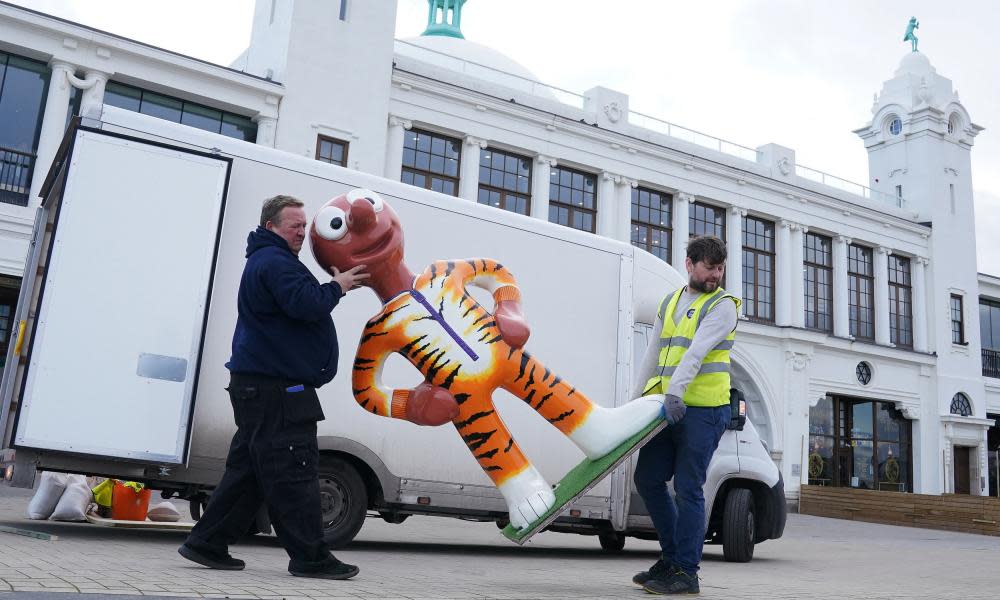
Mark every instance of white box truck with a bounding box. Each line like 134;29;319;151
0;107;784;560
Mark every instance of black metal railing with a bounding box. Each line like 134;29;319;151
0;146;34;207
983;348;1000;378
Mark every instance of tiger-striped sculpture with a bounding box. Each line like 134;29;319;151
309;189;662;530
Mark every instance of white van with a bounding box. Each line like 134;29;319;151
0;107;784;560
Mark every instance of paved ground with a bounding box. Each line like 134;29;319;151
0;485;997;599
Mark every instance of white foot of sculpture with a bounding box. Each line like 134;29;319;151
568;395;663;460
498;465;557;530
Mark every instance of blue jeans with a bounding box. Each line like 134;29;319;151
633;405;729;575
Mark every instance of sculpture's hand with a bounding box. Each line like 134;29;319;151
406;382;460;426
494;300;530;349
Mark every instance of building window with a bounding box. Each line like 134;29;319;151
951;294;965;344
803;232;832;332
631;187;672;263
0;52;50;207
808;397;912;492
548;166;596;233
856;362;873;385
950;393;973;417
401;128;460;196
980;299;1000;378
889;117;902;136
477;147;530;215
315;135;349;167
689;201;726;239
741;215;774;323
103;82;257;142
888;255;913;348
848;244;875;340
339;0;348;20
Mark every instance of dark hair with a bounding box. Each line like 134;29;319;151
260;195;304;227
687;235;727;265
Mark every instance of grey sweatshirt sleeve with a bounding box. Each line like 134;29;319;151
631;310;667;399
665;298;739;398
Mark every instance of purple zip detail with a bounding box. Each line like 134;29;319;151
410;289;479;361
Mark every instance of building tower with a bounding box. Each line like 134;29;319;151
423;0;467;39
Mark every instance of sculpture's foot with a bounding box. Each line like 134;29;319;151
568;396;663;460
498;465;556;530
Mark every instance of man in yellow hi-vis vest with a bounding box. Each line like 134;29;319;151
630;236;740;595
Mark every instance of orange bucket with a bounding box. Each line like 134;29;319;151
110;481;152;521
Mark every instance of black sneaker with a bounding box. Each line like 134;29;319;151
643;569;700;595
178;544;245;570
289;559;359;580
632;559;674;587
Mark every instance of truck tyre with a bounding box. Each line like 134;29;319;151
598;532;626;552
189;498;207;521
319;457;368;548
722;488;755;562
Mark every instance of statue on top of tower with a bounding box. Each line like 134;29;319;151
903;17;920;53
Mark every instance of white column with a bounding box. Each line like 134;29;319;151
68;70;109;119
776;220;792;326
875;246;892;345
672;192;693;267
458;135;487;202
833;235;852;338
383;115;411;180
530;155;556;221
790;224;807;328
253;114;278;148
28;60;76;203
913;257;929;353
597;171;620;238
726;206;745;313
616;177;638;243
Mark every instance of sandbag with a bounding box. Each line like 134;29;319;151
147;500;182;522
26;472;67;520
50;475;92;521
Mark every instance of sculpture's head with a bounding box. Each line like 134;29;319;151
310;188;405;284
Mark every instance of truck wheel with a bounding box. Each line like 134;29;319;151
598;532;626;552
319;457;368;548
722;488;755;562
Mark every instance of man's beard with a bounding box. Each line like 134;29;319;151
689;276;719;293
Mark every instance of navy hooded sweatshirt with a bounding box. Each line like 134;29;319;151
225;227;343;387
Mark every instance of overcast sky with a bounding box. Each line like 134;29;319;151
9;0;999;270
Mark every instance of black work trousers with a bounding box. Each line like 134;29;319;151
185;373;333;572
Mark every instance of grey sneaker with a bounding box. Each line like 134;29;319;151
632;559;674;587
643;569;700;595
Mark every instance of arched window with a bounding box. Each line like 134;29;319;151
950;393;973;417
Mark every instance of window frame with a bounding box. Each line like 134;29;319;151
689;201;726;240
803;232;833;332
315;134;349;168
848;244;876;341
400;127;462;197
888;254;913;348
741;214;775;324
548;165;597;233
951;293;966;345
476;146;532;216
630;186;673;263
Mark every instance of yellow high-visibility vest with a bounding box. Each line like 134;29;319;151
643;287;740;407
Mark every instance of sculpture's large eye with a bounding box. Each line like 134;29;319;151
314;206;349;240
346;188;384;212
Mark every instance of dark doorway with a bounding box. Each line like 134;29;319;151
954;446;971;494
0;275;20;370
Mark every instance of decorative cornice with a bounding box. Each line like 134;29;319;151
678;192;696;203
388;115;412;130
535;154;558;167
464;135;488;149
836;235;853;245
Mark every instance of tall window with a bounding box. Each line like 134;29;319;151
104;82;257;142
803;232;833;332
980;299;1000;378
401;129;460;196
689;201;726;239
315;135;348;167
808;397;912;492
848;244;875;340
631;187;672;263
0;52;49;206
951;294;965;344
477;147;530;215
742;215;775;323
888;255;913;348
548;166;596;233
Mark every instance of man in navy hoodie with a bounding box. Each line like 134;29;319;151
179;195;368;580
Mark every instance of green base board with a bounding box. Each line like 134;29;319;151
502;417;667;544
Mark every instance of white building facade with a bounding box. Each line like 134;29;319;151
0;0;998;500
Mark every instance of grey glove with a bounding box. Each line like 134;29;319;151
661;394;687;424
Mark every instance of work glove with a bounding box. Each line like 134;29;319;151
661;393;687;424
